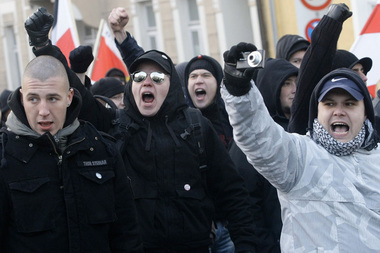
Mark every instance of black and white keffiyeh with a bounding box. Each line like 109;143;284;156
312;118;366;156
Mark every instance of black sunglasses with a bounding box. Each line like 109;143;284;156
131;71;166;84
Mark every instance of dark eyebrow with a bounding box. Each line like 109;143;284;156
26;92;62;98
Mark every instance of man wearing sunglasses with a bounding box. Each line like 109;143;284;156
25;7;257;253
120;50;256;253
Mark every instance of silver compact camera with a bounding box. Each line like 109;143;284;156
236;50;265;70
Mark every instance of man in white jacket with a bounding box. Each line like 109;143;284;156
221;42;380;253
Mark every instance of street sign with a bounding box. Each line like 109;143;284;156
301;0;331;11
305;18;320;41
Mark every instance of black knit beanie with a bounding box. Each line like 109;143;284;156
91;77;125;98
185;55;224;86
188;58;217;78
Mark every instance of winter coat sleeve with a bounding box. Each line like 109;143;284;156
33;42;116;133
221;83;304;193
202;118;257;252
288;16;342;134
115;32;144;70
109;150;144;253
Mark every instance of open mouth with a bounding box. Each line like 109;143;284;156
195;88;206;98
331;122;349;134
142;92;154;103
39;122;53;129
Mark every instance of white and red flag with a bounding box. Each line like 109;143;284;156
88;19;129;82
51;0;80;67
351;1;380;98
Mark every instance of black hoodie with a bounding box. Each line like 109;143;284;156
7;87;82;130
184;55;233;148
308;68;379;150
120;50;257;252
255;58;299;129
276;34;310;61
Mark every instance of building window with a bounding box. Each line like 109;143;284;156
145;3;158;49
136;1;158;50
188;0;199;21
187;0;202;56
4;26;20;90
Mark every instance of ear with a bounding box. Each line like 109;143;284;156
67;88;74;106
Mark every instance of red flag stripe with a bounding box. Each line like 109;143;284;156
360;4;380;34
55;29;76;67
91;37;128;81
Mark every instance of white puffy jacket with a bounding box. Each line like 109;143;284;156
221;83;380;253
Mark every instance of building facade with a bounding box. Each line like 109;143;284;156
0;0;375;92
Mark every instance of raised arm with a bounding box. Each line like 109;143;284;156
108;7;144;69
288;4;352;134
221;42;303;192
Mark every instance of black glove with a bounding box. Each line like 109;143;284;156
69;45;94;73
223;42;257;96
326;3;352;23
25;7;54;47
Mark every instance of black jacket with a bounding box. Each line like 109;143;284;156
0;88;143;252
34;41;257;251
227;58;298;252
121;50;256;252
229;141;282;253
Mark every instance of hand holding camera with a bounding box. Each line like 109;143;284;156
223;42;262;96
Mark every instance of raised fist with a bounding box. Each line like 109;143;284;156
25;7;54;47
108;7;129;34
326;3;352;23
69;45;94;73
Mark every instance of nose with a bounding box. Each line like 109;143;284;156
38;100;50;116
360;72;368;83
142;77;153;86
333;104;346;116
195;75;204;83
291;82;297;93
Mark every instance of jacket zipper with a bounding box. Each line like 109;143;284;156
47;135;86;189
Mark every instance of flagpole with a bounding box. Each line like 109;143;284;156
87;19;105;79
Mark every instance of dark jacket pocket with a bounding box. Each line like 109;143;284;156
9;177;56;233
78;169;117;224
176;186;206;200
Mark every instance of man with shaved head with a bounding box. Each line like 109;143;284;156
0;55;143;252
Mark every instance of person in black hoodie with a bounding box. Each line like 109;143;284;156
119;50;257;253
229;58;298;253
184;55;233;148
275;34;310;68
24;7;257;253
184;55;234;252
0;55;143;252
